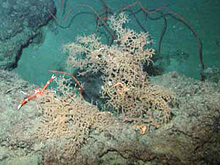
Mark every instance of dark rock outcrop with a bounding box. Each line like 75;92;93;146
0;0;56;69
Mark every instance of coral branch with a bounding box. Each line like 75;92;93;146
49;70;84;98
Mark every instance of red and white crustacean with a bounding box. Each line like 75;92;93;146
17;74;56;110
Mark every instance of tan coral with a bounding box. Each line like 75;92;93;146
64;13;175;132
132;124;148;135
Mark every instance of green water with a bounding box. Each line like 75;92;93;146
14;0;220;85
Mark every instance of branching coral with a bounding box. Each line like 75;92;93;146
64;13;175;129
34;76;118;162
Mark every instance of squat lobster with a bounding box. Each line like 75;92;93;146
17;74;56;110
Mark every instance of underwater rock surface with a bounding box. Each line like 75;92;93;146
0;0;55;70
0;70;219;164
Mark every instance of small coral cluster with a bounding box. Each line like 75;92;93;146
35;76;118;162
64;13;175;129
